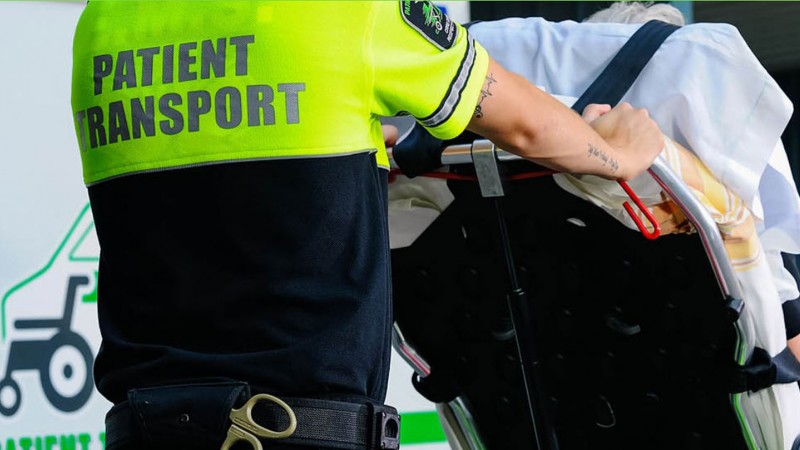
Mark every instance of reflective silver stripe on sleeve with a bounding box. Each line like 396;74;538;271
419;35;477;129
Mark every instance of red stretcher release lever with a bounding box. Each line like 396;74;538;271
618;179;661;240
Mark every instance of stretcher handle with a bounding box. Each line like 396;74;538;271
647;157;743;301
389;140;662;240
389;142;742;305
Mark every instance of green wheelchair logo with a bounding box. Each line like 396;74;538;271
422;2;444;33
0;204;99;416
400;0;457;51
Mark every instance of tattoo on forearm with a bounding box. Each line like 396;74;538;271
473;73;497;119
587;143;619;174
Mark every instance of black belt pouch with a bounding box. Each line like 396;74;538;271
110;381;251;448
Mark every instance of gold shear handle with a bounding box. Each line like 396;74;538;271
220;393;298;450
221;424;262;450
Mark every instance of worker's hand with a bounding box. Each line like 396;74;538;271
382;124;399;148
588;103;664;180
383;124;399;184
581;103;611;122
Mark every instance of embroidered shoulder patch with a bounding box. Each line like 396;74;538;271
400;0;459;51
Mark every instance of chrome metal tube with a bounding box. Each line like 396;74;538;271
401;143;743;301
391;322;431;377
646;156;743;300
441;397;488;450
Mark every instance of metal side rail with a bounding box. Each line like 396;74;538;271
389;139;756;450
648;155;757;450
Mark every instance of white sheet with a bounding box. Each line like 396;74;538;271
467;18;800;301
469;17;798;248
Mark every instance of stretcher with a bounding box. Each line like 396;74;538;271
386;19;800;450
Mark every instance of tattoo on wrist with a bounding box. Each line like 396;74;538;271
587;143;619;174
473;73;497;119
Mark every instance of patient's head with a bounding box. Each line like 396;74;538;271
584;2;685;26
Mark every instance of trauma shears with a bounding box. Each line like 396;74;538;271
221;393;297;450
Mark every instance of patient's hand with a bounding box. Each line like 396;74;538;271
790;334;800;363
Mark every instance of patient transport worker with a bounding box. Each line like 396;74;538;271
70;1;663;448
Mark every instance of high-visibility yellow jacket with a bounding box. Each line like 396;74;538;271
70;0;488;406
72;0;489;185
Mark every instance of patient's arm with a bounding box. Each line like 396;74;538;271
466;58;664;181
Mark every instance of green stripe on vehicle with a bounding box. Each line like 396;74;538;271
400;411;447;445
731;325;758;450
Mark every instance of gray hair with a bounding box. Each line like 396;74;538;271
584;2;685;26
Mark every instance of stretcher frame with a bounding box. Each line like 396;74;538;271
389;139;756;450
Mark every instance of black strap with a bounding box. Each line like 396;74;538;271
247;397;400;450
728;346;800;393
411;371;460;404
729;347;777;393
781;252;800;339
570;20;679;114
774;347;800;385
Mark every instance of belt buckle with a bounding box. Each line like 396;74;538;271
378;410;401;450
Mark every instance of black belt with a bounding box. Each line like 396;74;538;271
105;381;400;450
